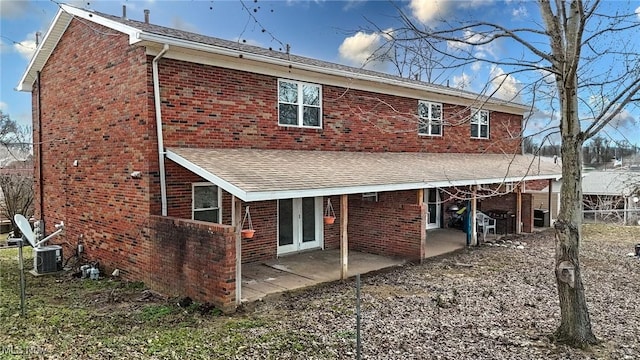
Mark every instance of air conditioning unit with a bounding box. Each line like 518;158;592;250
34;245;63;274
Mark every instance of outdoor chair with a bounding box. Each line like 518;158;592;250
476;211;497;242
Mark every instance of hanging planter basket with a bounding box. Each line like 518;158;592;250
241;229;255;239
324;199;336;225
241;206;255;238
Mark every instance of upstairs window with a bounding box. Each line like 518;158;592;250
471;109;490;139
418;101;443;136
192;183;221;223
278;79;322;128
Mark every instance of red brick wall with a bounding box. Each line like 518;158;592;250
525;179;550;191
323;195;342;250
147;216;236;312
348;191;425;260
480;192;534;233
156;58;522;154
33;19;154;278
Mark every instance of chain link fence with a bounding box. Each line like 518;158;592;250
582;209;640;225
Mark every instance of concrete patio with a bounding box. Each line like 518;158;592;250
241;228;471;302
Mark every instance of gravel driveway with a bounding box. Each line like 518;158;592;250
243;226;640;359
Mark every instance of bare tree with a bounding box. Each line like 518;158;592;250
385;0;640;347
0;171;34;236
0;111;33;236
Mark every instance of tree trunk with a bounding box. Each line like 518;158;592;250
553;121;598;347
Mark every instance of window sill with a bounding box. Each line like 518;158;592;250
278;124;323;130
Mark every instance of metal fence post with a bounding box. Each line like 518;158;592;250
356;274;361;360
18;239;26;316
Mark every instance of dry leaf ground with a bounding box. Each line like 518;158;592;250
0;224;638;359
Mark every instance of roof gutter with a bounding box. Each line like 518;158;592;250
153;44;169;216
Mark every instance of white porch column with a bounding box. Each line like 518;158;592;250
417;189;426;261
470;186;478;246
340;194;348;280
548;179;554;224
516;185;522;234
232;196;242;306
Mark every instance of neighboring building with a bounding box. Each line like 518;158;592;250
18;5;560;310
537;170;639;225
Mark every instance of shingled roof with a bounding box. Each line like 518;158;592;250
167;148;562;201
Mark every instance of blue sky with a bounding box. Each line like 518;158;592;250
1;0;639;146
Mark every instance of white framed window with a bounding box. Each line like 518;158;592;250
278;79;322;128
418;100;443;136
471;109;490;139
192;182;221;223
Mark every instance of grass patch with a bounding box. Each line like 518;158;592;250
140;305;174;321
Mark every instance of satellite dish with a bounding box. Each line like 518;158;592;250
14;214;36;247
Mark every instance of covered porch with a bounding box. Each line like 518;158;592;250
164;148;562;308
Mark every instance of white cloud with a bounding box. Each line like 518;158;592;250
512;5;528;18
338;30;392;71
536;68;555;84
636;6;640;19
0;0;30;18
447;30;499;59
489;65;521;102
410;0;494;23
447;38;471;52
452;73;472;90
610;108;636;129
409;0;450;23
0;101;7;113
343;0;366;11
524;108;560;141
471;61;482;72
13;33;37;61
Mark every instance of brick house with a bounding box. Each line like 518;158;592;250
18;5;560;311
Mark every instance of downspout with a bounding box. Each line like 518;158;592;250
37;71;44;219
153;44;169;216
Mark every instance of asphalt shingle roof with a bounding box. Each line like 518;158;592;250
582;171;638;196
167;148;562;201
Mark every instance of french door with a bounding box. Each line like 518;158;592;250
425;188;441;229
278;197;323;255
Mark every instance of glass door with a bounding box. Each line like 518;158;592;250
278;197;323;255
426;188;441;229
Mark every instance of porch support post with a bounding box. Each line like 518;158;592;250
470;186;478;246
516;185;522;234
417;189;426;261
232;196;242;306
547;179;553;223
340;194;348;280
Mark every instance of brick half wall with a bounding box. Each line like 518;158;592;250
147;215;236;312
348;192;426;261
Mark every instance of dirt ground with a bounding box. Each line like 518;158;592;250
1;224;639;359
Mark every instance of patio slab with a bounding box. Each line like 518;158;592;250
241;229;473;303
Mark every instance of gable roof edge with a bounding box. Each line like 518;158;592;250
17;5;142;92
